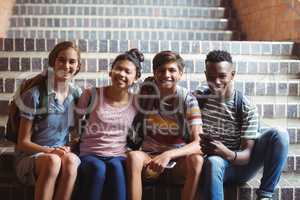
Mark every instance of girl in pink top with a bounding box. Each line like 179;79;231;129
74;49;144;200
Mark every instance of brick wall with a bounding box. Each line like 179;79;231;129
231;0;300;41
0;0;15;38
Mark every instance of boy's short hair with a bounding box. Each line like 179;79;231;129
48;41;81;75
152;51;185;72
205;50;233;66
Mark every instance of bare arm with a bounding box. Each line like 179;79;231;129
16;117;55;154
148;124;203;172
161;124;202;158
224;138;255;165
209;138;255;165
16;117;68;156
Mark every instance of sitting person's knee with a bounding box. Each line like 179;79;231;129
42;154;61;177
204;156;226;170
186;154;203;175
81;159;106;178
126;151;146;167
275;129;289;146
107;157;124;170
265;128;289;147
62;153;81;176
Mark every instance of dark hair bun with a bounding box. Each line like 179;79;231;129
128;48;144;63
111;48;144;79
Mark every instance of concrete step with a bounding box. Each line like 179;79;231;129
1;76;300;95
236;172;300;200
0;172;298;200
143;172;300;200
1;56;299;77
9;16;236;31
0;39;296;57
15;0;226;7
0;71;299;93
13;4;232;18
0;173;298;200
255;102;300;120
262;118;300;129
284;145;300;174
6;28;239;41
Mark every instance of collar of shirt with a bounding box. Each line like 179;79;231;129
45;68;72;100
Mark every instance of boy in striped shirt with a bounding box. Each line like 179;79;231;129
127;51;204;200
197;50;289;200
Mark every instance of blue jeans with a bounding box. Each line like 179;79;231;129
74;155;127;200
201;128;289;200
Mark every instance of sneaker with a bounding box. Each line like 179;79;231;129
256;197;272;200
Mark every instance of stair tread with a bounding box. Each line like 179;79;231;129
241;172;300;188
1;39;297;58
261;119;300;128
10;15;232;21
1;53;299;61
288;144;300;155
15;0;224;7
1;38;295;44
14;4;227;8
8;27;236;33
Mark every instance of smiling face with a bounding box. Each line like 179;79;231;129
53;47;79;82
205;61;235;98
110;59;137;90
153;61;183;94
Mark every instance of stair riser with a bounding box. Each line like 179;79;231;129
15;0;225;7
283;156;300;173
1;57;299;78
6;29;238;41
0;74;299;95
13;5;231;18
237;187;299;200
0;39;295;56
0;184;298;200
9;17;236;31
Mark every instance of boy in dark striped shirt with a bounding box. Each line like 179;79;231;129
196;50;289;200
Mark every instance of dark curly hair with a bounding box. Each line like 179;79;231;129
205;50;233;66
111;48;144;79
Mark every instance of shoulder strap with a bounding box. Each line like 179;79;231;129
176;87;190;143
38;79;47;110
85;87;98;120
126;112;145;150
69;85;82;104
76;87;98;139
193;88;211;109
234;90;244;132
138;76;159;111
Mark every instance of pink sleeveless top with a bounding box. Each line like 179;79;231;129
78;87;137;157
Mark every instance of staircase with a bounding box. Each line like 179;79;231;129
0;0;300;199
